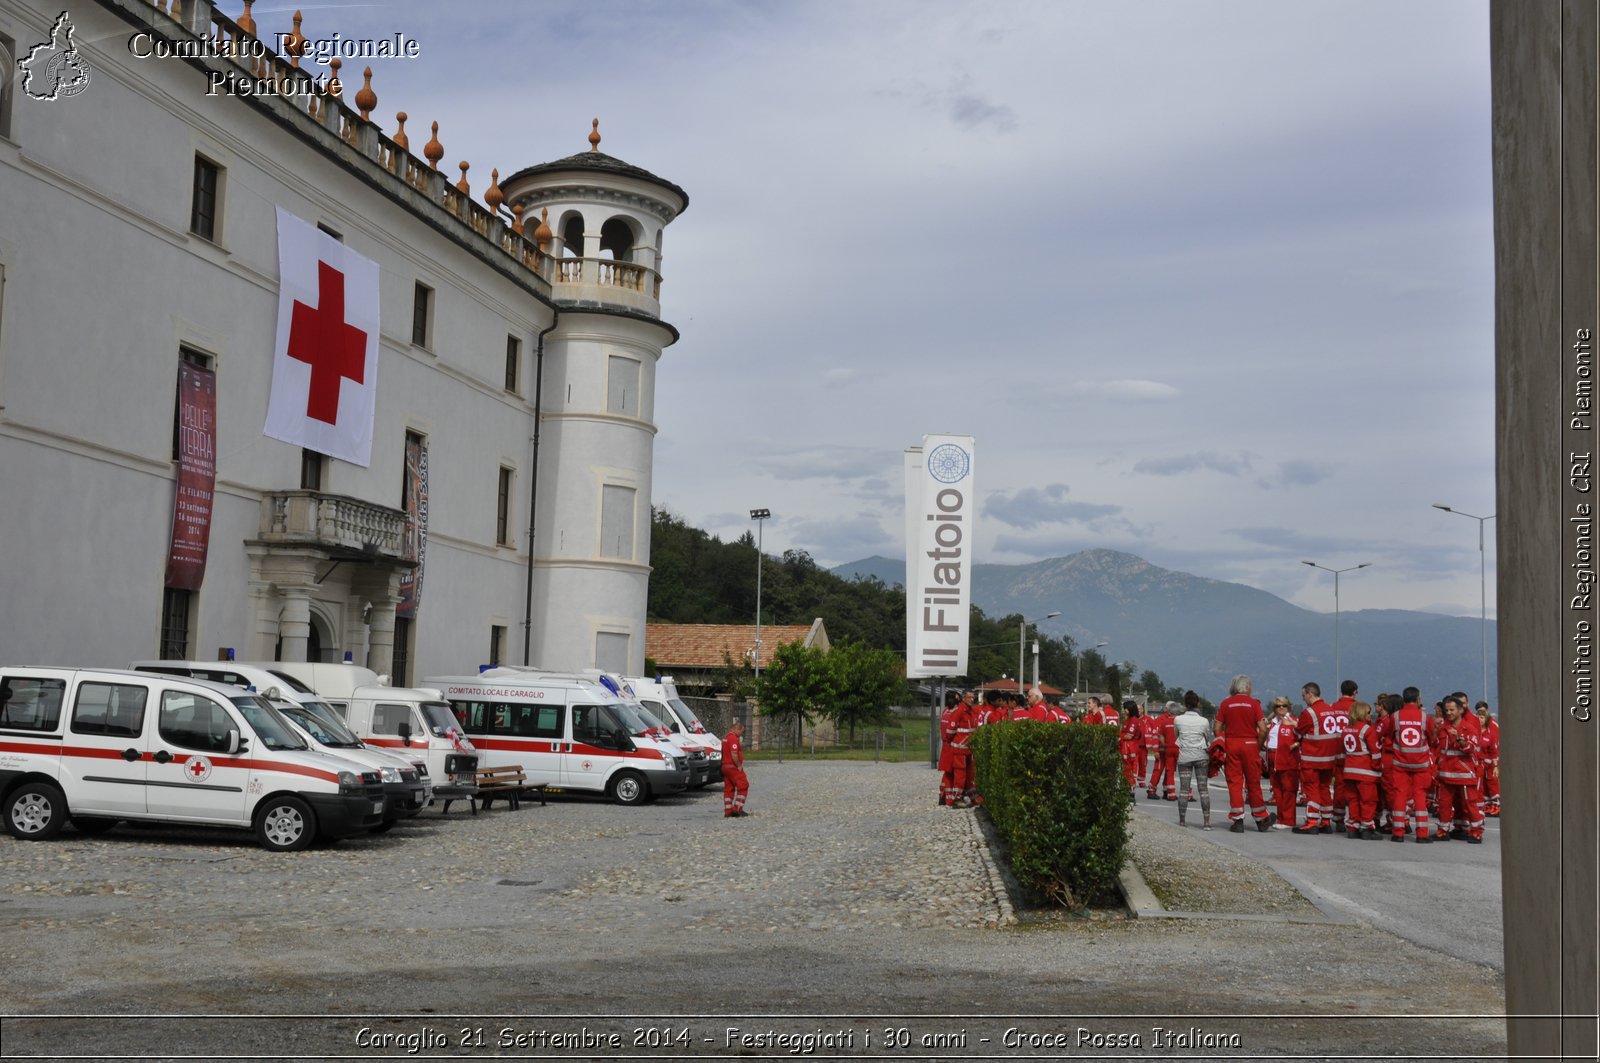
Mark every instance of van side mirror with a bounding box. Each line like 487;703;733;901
398;721;412;747
227;730;245;755
611;728;632;750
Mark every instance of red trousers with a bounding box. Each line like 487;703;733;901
1330;762;1347;823
1272;768;1299;827
1224;744;1270;821
1436;781;1483;839
1482;766;1500;811
1121;749;1141;787
1389;768;1434;838
723;766;749;815
1149;751;1177;796
1300;764;1336;827
1342;777;1378;830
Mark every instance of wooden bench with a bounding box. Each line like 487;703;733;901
439;764;548;815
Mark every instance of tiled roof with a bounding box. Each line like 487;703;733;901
975;678;1067;697
645;621;826;669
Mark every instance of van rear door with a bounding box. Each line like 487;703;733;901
63;676;152;816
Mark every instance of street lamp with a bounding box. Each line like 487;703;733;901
1075;640;1108;695
1433;503;1495;704
1301;560;1372;683
1017;611;1060;697
750;508;770;679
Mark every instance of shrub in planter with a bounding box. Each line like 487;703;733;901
969;721;1128;908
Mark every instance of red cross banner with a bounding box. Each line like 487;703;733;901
265;208;381;466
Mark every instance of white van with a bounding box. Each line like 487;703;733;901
0;667;385;850
244;662;478;804
132;661;432;827
624;675;723;785
427;668;692;805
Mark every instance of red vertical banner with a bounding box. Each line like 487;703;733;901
165;362;217;591
397;433;429;619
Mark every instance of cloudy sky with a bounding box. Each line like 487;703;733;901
283;0;1495;617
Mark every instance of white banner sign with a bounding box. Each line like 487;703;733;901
906;434;974;677
264;207;381;467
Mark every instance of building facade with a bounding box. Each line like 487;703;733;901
0;0;686;681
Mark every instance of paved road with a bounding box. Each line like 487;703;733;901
1130;788;1504;970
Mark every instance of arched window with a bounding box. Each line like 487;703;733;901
559;212;585;258
599;216;639;261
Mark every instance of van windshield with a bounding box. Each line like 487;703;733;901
278;703;363;747
229;696;308;751
420;703;459;737
608;701;655;738
669;698;707;731
632;701;670;732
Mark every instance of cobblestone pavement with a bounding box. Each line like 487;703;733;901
0;760;1506;1060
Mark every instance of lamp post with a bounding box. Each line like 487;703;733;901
1301;560;1372;683
1433;503;1495;703
1075;640;1108;695
750;508;770;680
1017;611;1060;697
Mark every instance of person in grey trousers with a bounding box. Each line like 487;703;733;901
1173;690;1215;829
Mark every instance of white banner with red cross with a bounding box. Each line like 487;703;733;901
264;207;381;467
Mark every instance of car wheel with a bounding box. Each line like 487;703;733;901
6;782;67;840
610;771;648;806
70;815;119;836
255;796;316;852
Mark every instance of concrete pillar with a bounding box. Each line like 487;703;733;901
1491;3;1599;1058
278;588;312;662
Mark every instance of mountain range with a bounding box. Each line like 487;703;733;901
831;549;1498;706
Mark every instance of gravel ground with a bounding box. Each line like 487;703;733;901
0;760;1506;1061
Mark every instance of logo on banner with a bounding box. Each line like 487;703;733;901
927;443;971;484
265;208;380;467
906;434;976;678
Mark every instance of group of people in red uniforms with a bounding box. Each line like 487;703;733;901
936;688;1126;807
1261;681;1500;842
939;679;1501;844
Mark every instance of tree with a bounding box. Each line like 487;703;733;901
757;642;833;745
827;638;906;741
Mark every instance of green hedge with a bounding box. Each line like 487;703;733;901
969;721;1129;909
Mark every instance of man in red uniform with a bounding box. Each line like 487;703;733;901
1327;680;1357;833
938;693;962;806
1216;674;1273;831
722;719;749;817
1140;702;1162;789
1150;701;1180;800
1293;682;1341;834
1434;695;1484;843
1119;705;1145;790
947;691;977;807
1082;696;1105;726
1476;701;1500;816
1377;686;1436;842
1341;701;1382;839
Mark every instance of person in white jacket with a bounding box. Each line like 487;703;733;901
1173;691;1215;830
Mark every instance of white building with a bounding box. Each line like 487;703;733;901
0;0;686;681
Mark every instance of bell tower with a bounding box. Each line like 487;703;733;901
500;121;688;674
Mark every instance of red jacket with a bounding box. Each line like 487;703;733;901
1378;703;1434;771
1341;722;1381;778
1157;713;1178;754
1433;716;1478;784
1215;694;1264;749
1268;717;1300;772
1296;700;1342;766
1328;697;1355;760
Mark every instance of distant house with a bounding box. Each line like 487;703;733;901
645;619;830;692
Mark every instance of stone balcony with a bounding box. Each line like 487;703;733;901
554;256;662;316
258;491;408;560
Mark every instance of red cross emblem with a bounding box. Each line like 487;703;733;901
184;755;213;782
287;261;367;424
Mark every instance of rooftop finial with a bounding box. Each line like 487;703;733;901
393;111;409;150
285;10;306;67
355;66;377;120
326;56;343;99
588;117;601;153
510;202;525;236
485;168;504;212
456;161;471;195
238;0;256;35
534;207;553;253
423;121;443;170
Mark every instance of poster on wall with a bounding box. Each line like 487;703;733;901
396;433;429;619
905;434;975;678
165;361;217;592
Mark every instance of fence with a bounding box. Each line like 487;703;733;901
679;698;935;760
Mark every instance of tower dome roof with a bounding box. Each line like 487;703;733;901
502;149;689;215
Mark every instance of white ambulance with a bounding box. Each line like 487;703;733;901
0;667;386;850
624;675;724;785
131;661;432;827
427;668;692;805
246;662;479;804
